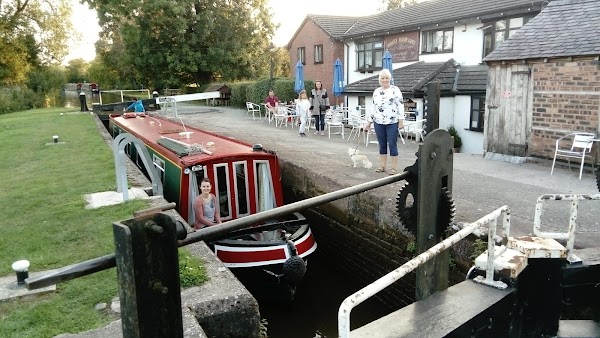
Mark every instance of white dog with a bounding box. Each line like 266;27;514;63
348;148;373;169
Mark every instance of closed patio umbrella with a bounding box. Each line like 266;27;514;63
333;58;344;97
383;49;394;85
294;61;304;93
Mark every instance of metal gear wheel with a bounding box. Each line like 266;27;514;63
396;183;456;238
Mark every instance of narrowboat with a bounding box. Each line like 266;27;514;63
108;113;317;301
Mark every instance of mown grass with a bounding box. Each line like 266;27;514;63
0;108;206;337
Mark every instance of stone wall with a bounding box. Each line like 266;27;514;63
530;57;600;159
281;161;419;309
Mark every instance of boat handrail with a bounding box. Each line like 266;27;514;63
337;205;511;338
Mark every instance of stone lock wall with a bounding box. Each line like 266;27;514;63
530;57;600;159
281;161;418;309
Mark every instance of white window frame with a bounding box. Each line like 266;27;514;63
233;161;250;217
254;160;276;212
213;163;232;221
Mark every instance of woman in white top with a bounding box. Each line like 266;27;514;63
296;90;311;137
367;69;404;175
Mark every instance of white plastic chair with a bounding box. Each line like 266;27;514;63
273;106;289;128
551;132;595;179
327;111;345;139
347;115;364;142
245;102;261;120
364;120;378;147
404;119;427;142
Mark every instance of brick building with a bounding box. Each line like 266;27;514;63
286;15;354;103
483;0;600;161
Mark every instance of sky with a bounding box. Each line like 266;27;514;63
64;0;382;63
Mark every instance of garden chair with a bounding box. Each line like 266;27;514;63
550;132;595;179
245;102;261;121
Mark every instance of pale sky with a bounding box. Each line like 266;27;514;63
64;0;381;63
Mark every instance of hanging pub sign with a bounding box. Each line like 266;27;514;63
385;31;420;62
404;98;417;121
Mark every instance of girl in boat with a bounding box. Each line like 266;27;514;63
193;178;222;230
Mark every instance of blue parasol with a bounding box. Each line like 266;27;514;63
382;49;394;85
333;58;344;96
294;61;304;93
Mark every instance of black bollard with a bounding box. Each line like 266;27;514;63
79;92;89;112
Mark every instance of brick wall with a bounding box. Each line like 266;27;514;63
530;58;600;159
288;19;345;95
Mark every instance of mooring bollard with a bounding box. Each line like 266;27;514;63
53;135;59;143
12;260;30;285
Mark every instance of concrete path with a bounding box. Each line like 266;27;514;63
171;104;599;249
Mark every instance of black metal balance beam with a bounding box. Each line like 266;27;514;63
25;171;410;290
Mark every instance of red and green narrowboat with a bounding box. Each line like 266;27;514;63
108;113;316;300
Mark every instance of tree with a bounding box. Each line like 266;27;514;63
0;0;73;85
85;0;276;88
379;0;420;11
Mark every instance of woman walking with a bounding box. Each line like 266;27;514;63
367;69;404;174
309;81;330;136
296;90;311;137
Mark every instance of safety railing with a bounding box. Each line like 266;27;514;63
533;194;600;263
99;89;151;105
338;205;511;338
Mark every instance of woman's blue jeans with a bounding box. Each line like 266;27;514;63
374;122;399;156
314;113;325;131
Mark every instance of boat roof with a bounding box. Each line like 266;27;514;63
110;114;273;167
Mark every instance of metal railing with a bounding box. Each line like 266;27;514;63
337;205;511;338
99;89;151;105
533;194;600;263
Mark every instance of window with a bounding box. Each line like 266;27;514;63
297;47;305;65
233;161;249;217
470;96;485;132
314;44;323;64
356;41;383;71
214;164;232;220
254;161;275;212
421;29;453;53
483;16;533;57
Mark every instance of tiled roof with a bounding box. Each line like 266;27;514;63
308;15;361;38
343;60;487;95
344;0;545;39
484;0;600;61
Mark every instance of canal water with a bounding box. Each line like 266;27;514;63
258;249;394;338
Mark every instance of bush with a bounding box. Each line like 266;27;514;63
447;125;462;149
232;78;314;107
0;86;45;115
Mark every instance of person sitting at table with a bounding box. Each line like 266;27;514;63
264;89;279;120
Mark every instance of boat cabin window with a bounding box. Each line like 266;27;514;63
233;161;250;217
255;161;276;212
152;155;165;184
214;164;232;220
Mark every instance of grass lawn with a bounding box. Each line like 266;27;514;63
0;108;206;337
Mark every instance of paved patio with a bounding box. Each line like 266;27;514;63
171;104;599;250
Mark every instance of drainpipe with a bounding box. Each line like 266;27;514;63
344;42;351;108
452;63;461;93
